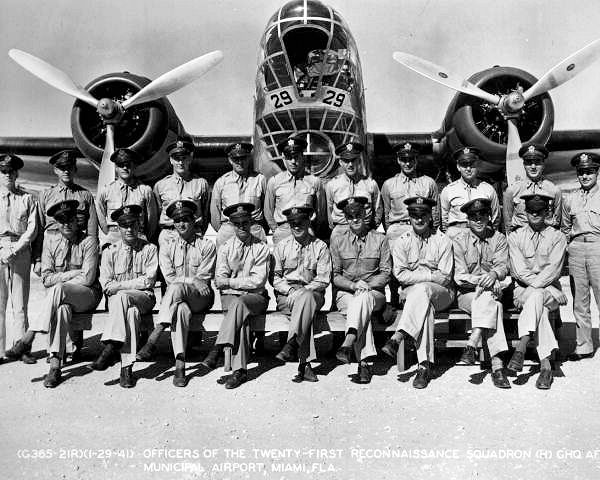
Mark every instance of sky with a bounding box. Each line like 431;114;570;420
2;0;600;140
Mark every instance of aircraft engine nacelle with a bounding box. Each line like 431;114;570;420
443;66;554;175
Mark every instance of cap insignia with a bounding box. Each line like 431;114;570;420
403;143;412;151
463;147;471;155
176;201;183;209
237;206;244;214
287;139;295;147
581;154;589;161
346;144;353;152
416;197;424;205
123;207;131;215
291;208;299;215
528;146;536;153
176;140;184;149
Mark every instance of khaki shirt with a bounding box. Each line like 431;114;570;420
561;184;600;241
38;183;98;236
440;178;500;230
381;173;439;228
215;236;269;295
0;187;38;255
325;173;382;228
153;174;210;232
99;239;158;293
503;177;562;230
159;234;216;285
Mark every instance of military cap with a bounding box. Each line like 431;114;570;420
166;135;194;156
521;193;553;212
336;196;368;215
335;142;364;160
225;142;253;158
110;148;143;166
460;197;491;214
453;146;482;165
46;199;79;221
519;144;548;161
49;149;78;168
393;142;420;158
110;204;143;224
570;152;600;169
223;202;254;221
404;196;436;213
282;204;314;222
166;199;197;220
0;154;24;172
278;137;307;157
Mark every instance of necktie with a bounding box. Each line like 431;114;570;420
182;241;189;277
64;240;72;271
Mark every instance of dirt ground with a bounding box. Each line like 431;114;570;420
1;274;599;480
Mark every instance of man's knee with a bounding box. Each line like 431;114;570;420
167;283;187;302
57;304;72;318
408;283;431;300
50;282;67;298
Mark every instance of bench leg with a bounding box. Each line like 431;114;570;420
396;337;406;372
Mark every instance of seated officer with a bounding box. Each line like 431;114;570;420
137;200;216;387
210;142;267;248
331;196;391;384
507;193;567;389
503;144;562;231
7;200;102;387
382;196;455;389
271;204;331;383
91;205;158;388
452;198;511;389
203;203;269;389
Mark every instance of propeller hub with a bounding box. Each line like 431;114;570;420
97;98;123;123
502;90;525;114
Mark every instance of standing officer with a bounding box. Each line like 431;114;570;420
331;196;391;384
503;144;562;231
380;142;439;307
264;137;324;244
137;200;216;387
7;200;102;387
153;136;211;245
96;148;158;246
452;198;511;389
325;142;382;241
382;196;454;389
33;149;98;275
440;147;500;239
210;142;267;248
203;203;269;389
0;154;38;363
561;152;600;360
91;205;158;388
272;204;331;383
508;193;567;389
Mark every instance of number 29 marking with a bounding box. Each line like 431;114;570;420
270;90;293;108
323;90;346;108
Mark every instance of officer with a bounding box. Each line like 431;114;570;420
331;196;391;384
0;154;38;363
380;141;439;307
96;148;158;246
91;204;158;388
203;202;269;389
210;142;267;248
271;203;331;383
452;198;511;389
153;135;210;246
6;200;102;387
508;193;567;389
382;196;454;389
264;136;325;244
136;200;216;387
325;142;382;241
440;147;500;239
561;152;600;360
33;149;98;275
503;144;562;231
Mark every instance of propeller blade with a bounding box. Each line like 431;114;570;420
392;51;501;104
97;124;116;191
523;38;600;101
122;50;224;109
505;119;526;184
8;49;98;108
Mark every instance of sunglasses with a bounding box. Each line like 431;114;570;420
577;168;598;176
523;159;543;166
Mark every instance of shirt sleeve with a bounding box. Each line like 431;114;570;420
31;193;46;262
365;236;391;290
41;240;62;287
99;247;116;292
325;181;335;229
305;242;331;292
440;186;450;232
193;240;216;282
209;177;223;233
95;186;109;235
489;188;501;230
380;181;391;230
68;237;99;287
84;191;99;239
452;237;480;288
491;234;509;281
502;187;515;233
272;243;292;294
530;233;566;288
331;237;354;292
560;193;573;238
263;178;277;232
430;180;441;230
550;188;563;229
229;243;269;290
371;180;383;229
507;232;537;286
14;195;38;255
434;236;454;287
159;243;177;285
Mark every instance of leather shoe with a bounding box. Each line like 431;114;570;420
335;346;352;364
276;341;298;363
381;338;400;359
355;363;372;384
90;344;117;371
293;363;318;383
173;366;187;387
43;367;61;388
507;350;524;373
21;352;37;364
535;369;553;390
568;352;594;361
491;369;511;389
413;367;431;389
225;369;247;389
201;347;223;369
459;345;477;365
119;365;136;388
136;343;156;362
5;339;32;360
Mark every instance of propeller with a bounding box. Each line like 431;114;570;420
8;48;224;189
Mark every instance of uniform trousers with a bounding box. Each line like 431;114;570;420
397;282;454;364
156;282;214;358
514;285;560;361
276;289;325;363
216;222;266;249
336;290;386;361
103;290;156;366
568;240;600;355
0;241;31;357
216;293;268;371
457;290;508;358
29;282;102;356
386;223;412;303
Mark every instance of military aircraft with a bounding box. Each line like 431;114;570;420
2;0;600;194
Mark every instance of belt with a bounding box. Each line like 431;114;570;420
449;222;468;228
390;220;411;225
0;233;19;242
571;234;600;243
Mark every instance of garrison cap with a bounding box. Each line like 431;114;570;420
336;196;368;215
404;196;436;214
282;204;314;222
167;135;194;156
110;204;143;225
110;148;143;166
166;199;197;220
0;154;24;172
460;197;492;215
47;199;79;222
519;144;548;161
393;142;420;158
453;146;482;165
335;142;364;160
225;142;253;158
521;193;553;212
278;137;307;157
570;152;600;169
49;149;78;168
223;202;254;221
